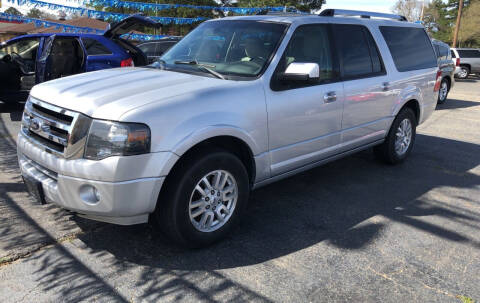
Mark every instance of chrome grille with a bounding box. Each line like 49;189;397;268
21;97;92;159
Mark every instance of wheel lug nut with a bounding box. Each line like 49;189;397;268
211;190;215;194
205;197;209;201
206;205;210;209
212;206;216;210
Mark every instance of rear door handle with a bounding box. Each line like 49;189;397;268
324;91;337;103
382;82;390;91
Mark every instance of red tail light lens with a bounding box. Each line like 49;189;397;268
434;70;442;92
120;58;133;67
456;58;460;67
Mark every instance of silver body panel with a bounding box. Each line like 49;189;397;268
18;15;438;224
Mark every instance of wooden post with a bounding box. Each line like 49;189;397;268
452;0;464;47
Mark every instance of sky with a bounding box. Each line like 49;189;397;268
1;0;400;16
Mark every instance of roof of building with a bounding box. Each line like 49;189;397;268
0;17;108;35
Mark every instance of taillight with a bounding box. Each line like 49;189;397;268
434;70;442;92
120;58;134;67
456;58;460;67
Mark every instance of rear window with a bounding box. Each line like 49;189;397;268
380;26;437;72
457;49;480;58
82;38;112;55
333;24;385;79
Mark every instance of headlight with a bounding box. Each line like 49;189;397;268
84;120;151;160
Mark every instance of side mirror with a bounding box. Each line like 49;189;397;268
278;62;320;82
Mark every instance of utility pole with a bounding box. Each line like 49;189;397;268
419;0;426;21
452;0;464;48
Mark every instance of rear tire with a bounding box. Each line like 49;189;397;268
437;78;449;104
457;66;470;79
155;149;250;248
374;108;416;165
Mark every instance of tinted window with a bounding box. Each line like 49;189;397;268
380;26;437;72
271;24;337;90
441;46;450;59
457;50;480;58
334;24;384;78
451;50;456;58
139;42;176;56
82;38;112;55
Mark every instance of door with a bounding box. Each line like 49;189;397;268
0;36;41;101
333;24;394;150
35;35;54;84
265;24;344;176
81;37;115;71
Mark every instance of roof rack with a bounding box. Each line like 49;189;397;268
319;9;407;21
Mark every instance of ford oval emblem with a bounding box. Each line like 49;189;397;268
30;118;40;131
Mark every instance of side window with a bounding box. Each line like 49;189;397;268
442;46;450;59
380;26;437;72
82;38;112;55
333;24;385;79
451;50;456;58
457;50;480;58
3;38;40;60
271;24;337;91
434;45;441;59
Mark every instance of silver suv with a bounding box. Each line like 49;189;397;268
451;48;480;79
18;10;440;247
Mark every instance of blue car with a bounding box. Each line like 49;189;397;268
0;15;160;103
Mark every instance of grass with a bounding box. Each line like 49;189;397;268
457;295;475;303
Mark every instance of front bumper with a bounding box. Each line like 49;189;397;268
17;132;174;225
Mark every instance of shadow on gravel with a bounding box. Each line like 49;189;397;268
436;98;480;110
1;102;480;301
69;133;480;303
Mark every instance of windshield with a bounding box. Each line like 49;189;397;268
159;20;288;79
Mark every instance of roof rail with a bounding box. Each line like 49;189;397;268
319;9;407;21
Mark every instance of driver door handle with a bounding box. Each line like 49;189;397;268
324;91;337;103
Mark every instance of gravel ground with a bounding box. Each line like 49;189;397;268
0;77;479;303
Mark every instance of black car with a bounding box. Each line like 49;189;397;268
137;37;182;64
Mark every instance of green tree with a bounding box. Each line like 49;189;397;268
424;0;477;45
91;0;219;36
238;0;325;12
26;8;56;19
458;0;480;47
4;7;23;16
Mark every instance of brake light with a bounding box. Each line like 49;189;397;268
434;70;442;92
120;58;134;67
456;58;460;67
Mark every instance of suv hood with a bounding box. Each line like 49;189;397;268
29;67;226;120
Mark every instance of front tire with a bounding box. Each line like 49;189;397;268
155;150;250;247
374;108;416;164
437;78;449;104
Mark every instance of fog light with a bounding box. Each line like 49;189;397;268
79;185;100;205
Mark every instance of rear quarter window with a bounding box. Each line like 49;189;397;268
82;38;113;55
380;26;437;72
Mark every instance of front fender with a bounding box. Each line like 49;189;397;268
171;124;262;157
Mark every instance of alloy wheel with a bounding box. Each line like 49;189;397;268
394;118;412;156
188;170;238;232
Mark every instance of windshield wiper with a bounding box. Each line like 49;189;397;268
174;60;225;80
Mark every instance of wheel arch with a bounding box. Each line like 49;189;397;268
393;99;420;125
